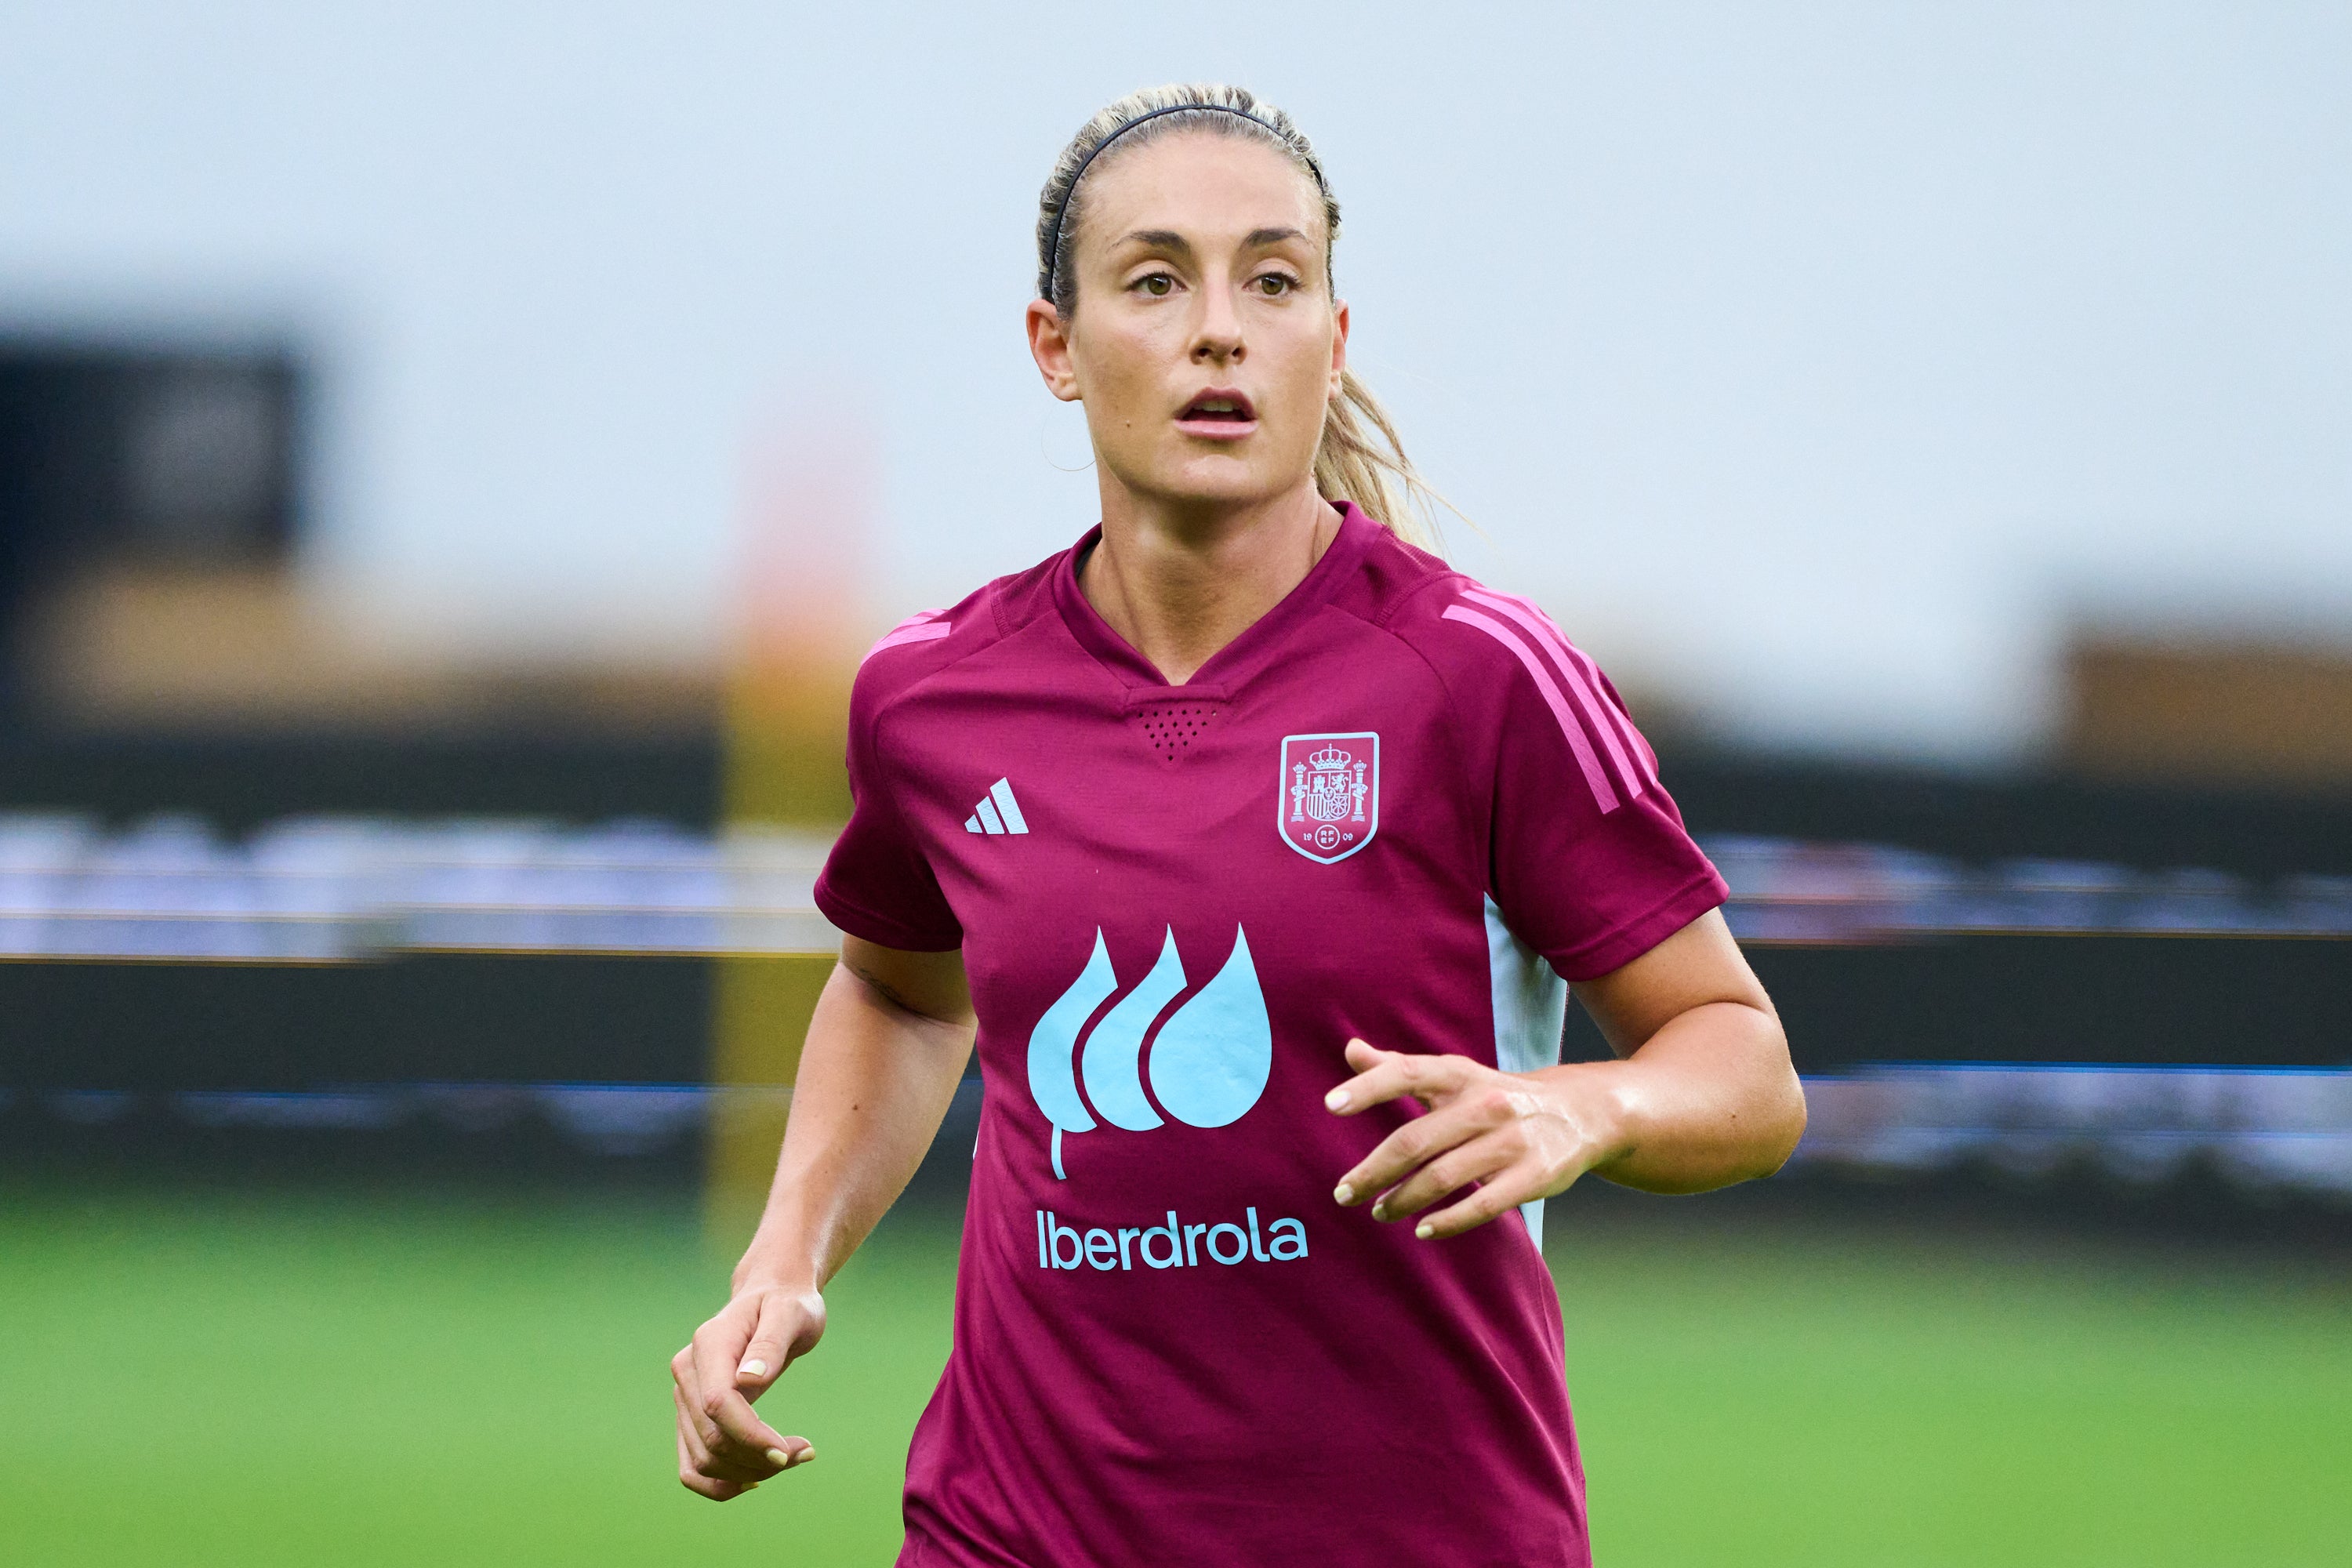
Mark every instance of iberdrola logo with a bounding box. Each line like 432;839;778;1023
1025;925;1272;1179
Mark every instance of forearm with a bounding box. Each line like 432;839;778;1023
731;962;974;1293
1560;1000;1805;1194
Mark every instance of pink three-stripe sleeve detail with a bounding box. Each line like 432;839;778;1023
1459;588;1648;802
1441;605;1621;814
862;611;953;662
1537;601;1661;789
1483;588;1663;791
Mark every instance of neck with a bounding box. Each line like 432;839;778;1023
1079;480;1343;685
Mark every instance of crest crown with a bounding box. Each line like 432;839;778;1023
1306;744;1353;771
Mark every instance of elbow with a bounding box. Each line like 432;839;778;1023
1753;1063;1808;1178
1740;1023;1808;1179
1712;1022;1806;1187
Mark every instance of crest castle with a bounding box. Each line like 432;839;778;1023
1289;743;1369;829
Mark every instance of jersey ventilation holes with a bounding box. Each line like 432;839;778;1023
1132;700;1221;766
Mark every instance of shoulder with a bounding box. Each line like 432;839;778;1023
848;549;1065;724
1334;528;1586;691
1345;535;1660;807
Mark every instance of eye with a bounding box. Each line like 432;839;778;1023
1133;271;1176;298
1253;270;1300;297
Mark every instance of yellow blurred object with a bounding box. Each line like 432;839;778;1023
704;666;854;1246
704;422;873;1246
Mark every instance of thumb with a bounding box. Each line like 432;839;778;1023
735;1288;825;1398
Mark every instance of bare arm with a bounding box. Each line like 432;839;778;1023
671;935;975;1501
1329;909;1805;1237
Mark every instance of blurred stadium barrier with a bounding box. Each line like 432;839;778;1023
0;813;834;961
3;815;2346;963
3;812;2346;1203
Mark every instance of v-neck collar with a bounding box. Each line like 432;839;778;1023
1051;503;1377;697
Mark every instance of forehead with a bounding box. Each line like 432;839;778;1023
1074;129;1325;247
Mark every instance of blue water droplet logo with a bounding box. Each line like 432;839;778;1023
1026;930;1112;1139
1080;927;1185;1131
1148;927;1272;1129
1024;924;1273;1178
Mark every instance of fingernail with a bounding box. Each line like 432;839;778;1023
743;1481;760;1492
1333;1183;1355;1205
1416;1222;1436;1240
1372;1203;1389;1221
740;1359;768;1380
794;1446;818;1465
765;1447;792;1468
1324;1089;1350;1110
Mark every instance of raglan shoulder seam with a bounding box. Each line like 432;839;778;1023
862;580;1054;744
1326;590;1499;895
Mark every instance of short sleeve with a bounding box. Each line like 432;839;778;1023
812;687;964;953
1446;593;1726;981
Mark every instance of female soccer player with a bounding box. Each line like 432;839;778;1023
674;83;1806;1565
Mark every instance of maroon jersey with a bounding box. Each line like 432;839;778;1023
816;505;1726;1566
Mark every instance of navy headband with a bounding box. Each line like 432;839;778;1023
1040;102;1330;304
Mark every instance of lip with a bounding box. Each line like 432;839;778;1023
1174;386;1258;441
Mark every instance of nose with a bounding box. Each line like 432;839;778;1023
1190;284;1245;366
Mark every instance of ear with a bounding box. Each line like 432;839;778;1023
1329;299;1351;397
1026;299;1083;403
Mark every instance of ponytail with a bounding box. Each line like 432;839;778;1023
1316;367;1447;551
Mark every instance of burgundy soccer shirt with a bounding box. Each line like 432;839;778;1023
815;506;1726;1567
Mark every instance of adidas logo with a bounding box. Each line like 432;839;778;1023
964;778;1029;837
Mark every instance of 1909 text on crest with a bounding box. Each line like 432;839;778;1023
1278;731;1379;864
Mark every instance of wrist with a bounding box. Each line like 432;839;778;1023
1537;1059;1642;1173
731;1235;826;1298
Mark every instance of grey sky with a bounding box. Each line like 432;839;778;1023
2;1;2345;758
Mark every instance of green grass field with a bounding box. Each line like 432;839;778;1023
3;1176;2347;1566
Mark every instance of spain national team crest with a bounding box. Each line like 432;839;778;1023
1279;731;1379;863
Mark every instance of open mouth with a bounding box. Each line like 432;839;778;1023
1178;389;1258;427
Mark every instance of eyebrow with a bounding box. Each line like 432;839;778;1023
1113;225;1312;256
1117;229;1193;257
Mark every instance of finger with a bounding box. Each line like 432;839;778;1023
700;1377;807;1467
1326;1038;1425;1112
735;1290;825;1399
1374;1127;1520;1221
691;1308;795;1461
672;1345;715;1451
681;1307;817;1477
1334;1096;1504;1207
678;1465;757;1502
698;1374;811;1473
689;1300;757;1421
1324;1042;1474;1118
675;1386;714;1471
678;1406;759;1500
1414;1163;1559;1240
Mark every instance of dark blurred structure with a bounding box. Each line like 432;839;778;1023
0;342;300;716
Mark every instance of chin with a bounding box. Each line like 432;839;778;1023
1148;454;1289;509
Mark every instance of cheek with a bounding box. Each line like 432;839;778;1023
1267;331;1338;434
1078;326;1171;431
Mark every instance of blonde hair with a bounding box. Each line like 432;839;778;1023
1037;83;1451;551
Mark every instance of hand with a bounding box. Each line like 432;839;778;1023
670;1283;826;1501
1325;1037;1623;1239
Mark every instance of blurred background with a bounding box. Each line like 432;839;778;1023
2;3;2347;1564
